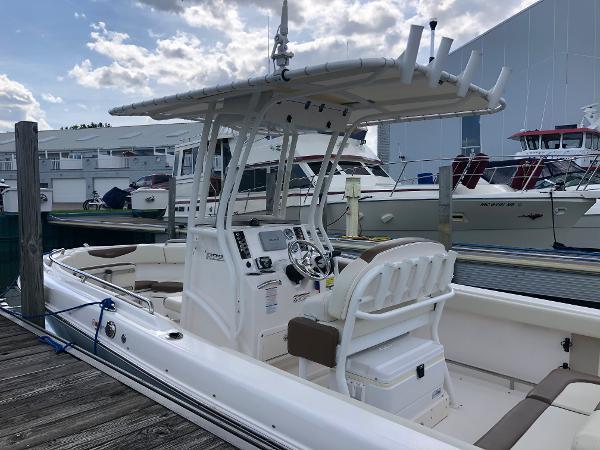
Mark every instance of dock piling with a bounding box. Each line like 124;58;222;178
15;121;45;326
438;165;453;250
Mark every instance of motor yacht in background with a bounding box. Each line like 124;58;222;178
513;103;600;168
171;132;597;249
41;3;600;448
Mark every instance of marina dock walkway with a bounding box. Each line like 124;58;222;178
0;313;232;449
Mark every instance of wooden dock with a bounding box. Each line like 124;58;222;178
0;313;233;449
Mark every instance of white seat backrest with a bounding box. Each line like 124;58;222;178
327;238;456;320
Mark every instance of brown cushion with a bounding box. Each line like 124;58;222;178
527;368;600;404
88;246;137;258
475;398;549;450
287;317;339;368
135;280;157;290
151;281;183;293
81;262;135;271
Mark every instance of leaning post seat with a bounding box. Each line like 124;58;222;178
476;367;600;450
287;238;458;406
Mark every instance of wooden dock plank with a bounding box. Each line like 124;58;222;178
0;389;153;449
0;371;117;418
149;428;235;450
0;314;234;449
0;361;95;396
0;382;133;438
39;403;183;449
0;349;77;381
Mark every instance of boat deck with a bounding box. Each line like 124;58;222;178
0;312;232;449
436;364;529;444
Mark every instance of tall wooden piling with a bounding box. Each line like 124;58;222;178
15;121;45;327
438;165;453;250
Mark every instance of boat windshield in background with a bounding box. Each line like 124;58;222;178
482;158;600;189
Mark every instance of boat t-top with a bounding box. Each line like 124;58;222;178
42;2;600;448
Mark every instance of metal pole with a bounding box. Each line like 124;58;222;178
167;175;176;239
345;176;361;237
438;165;453;250
15;121;44;327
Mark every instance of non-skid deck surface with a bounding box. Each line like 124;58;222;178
434;366;529;444
0;314;233;449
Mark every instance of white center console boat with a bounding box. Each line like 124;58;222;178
42;3;600;448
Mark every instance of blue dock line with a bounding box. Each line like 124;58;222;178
37;336;74;353
1;297;115;355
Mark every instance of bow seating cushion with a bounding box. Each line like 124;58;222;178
164;294;183;313
573;411;600;450
476;368;600;450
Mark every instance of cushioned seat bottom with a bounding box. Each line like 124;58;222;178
476;368;600;450
512;406;588;450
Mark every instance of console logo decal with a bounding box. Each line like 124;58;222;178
205;251;224;261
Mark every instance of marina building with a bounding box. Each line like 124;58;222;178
379;0;600;181
0;122;200;206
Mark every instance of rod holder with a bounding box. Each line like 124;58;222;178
399;25;423;84
428;36;453;88
488;66;511;108
457;50;481;97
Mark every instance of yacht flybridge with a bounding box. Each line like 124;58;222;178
43;3;600;449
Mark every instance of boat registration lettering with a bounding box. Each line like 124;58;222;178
265;287;278;314
479;202;520;207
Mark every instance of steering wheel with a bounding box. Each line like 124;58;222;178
287;240;331;281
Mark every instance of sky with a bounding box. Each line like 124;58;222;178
0;0;538;141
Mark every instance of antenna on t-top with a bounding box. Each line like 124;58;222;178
429;18;438;63
271;0;294;73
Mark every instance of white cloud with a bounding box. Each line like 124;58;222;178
0;74;50;131
74;12;87;19
71;0;538;98
41;93;63;104
69;20;265;95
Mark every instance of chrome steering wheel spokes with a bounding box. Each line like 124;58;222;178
287;239;331;281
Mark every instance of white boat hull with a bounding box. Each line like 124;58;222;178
324;194;595;248
42;251;457;449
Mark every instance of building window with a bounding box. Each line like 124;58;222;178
461;116;480;155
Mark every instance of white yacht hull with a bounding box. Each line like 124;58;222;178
174;187;595;249
324;194;594;248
